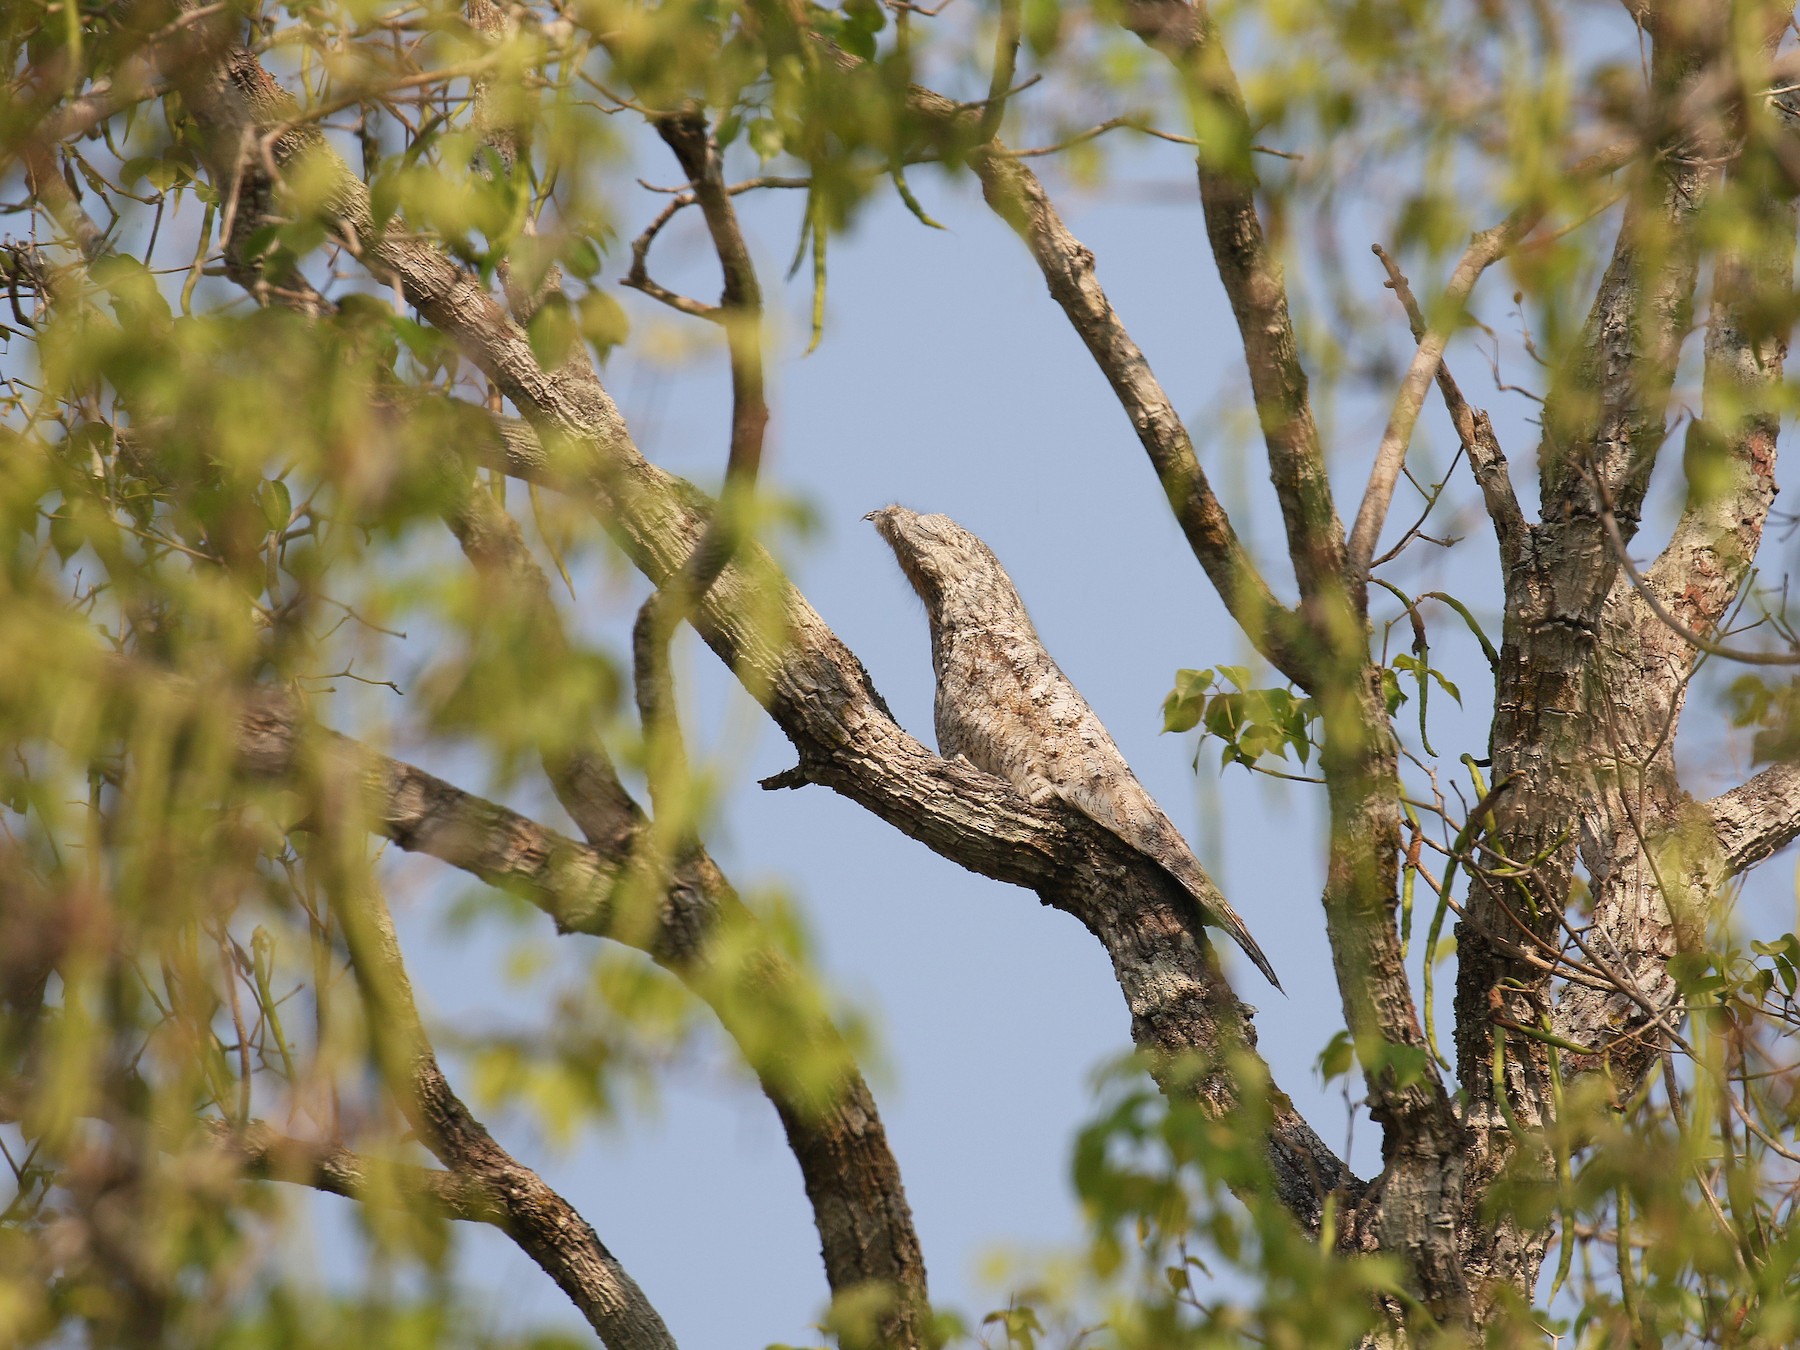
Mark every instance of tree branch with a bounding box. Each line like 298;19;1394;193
317;846;676;1349
1704;761;1800;875
1118;0;1346;613
632;108;769;831
1370;246;1525;572
201;1118;507;1225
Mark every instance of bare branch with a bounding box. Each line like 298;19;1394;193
633;108;769;826
1349;226;1521;578
1370;245;1526;572
1354;224;1535;574
1356;134;1638;576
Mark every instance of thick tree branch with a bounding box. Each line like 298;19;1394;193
1593;473;1800;666
1088;13;1469;1312
1704;761;1800;875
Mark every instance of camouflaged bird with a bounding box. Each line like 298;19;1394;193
868;505;1281;991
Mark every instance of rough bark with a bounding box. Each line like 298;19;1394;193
1447;9;1794;1316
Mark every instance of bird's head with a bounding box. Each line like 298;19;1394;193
865;505;1017;622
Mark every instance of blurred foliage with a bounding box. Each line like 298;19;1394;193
1;0;1800;1346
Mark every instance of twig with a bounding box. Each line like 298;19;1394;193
975;0;1021;144
1350;215;1540;576
1006;115;1198;158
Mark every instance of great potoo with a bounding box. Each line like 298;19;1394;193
867;505;1281;990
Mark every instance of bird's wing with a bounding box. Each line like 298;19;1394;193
1045;712;1284;993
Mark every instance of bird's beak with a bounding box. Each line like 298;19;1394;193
862;510;878;522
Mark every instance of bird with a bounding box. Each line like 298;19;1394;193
866;505;1282;991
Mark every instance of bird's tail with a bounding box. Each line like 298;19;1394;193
1217;908;1284;993
1110;812;1285;992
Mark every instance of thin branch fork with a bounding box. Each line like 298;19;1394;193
0;13;209;179
1354;135;1639;579
1349;212;1553;579
1369;244;1526;572
633;108;771;832
1586;464;1800;666
623;175;807;321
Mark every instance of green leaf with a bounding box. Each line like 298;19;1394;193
578;289;631;362
836;22;876;61
1382;667;1407;714
563;235;604;281
49;511;82;562
844;0;886;31
747;119;783;160
1375;1042;1431;1091
1161;667;1213;733
256;479;292;533
527;293;579;369
1023;0;1063;54
1316;1029;1354;1083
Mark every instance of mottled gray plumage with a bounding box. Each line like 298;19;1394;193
867;505;1281;990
